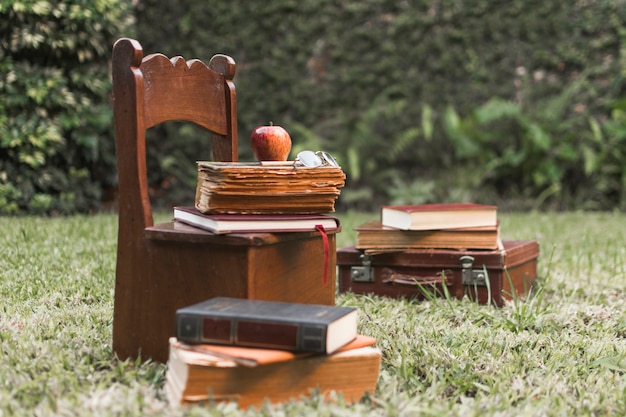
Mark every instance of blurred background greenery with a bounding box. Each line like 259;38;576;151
2;0;625;215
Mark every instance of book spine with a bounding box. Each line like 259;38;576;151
175;313;328;353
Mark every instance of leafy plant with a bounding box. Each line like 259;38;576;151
0;0;135;215
436;71;596;209
582;99;626;209
332;87;426;209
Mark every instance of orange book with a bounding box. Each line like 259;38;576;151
164;335;381;409
171;334;377;367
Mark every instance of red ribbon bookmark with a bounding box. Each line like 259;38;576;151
315;224;329;286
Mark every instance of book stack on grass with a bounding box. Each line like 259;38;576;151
195;161;346;215
164;297;382;409
355;202;503;254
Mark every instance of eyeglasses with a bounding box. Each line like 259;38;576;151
295;150;340;167
258;150;340;168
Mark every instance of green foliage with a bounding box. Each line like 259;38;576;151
3;0;626;212
0;0;134;215
438;95;581;209
410;80;626;210
583;99;626;210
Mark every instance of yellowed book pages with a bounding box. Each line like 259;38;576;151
195;161;346;214
356;220;501;251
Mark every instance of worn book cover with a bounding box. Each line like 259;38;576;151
173;206;340;234
356;220;501;252
175;297;358;354
381;202;498;230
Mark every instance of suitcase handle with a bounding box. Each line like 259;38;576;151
381;268;453;287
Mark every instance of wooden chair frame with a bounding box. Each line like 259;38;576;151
111;38;336;362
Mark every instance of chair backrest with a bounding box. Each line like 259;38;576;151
111;38;238;231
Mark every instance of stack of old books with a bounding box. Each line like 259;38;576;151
355;202;502;254
164;297;381;409
172;160;346;234
340;202;540;307
195;161;346;214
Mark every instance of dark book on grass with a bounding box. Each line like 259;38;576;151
381;202;498;231
173;206;340;234
175;297;358;354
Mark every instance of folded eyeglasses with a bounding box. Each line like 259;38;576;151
260;150;340;168
294;150;339;167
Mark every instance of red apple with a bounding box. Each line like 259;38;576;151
250;122;292;161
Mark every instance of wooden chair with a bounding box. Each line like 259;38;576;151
111;38;337;363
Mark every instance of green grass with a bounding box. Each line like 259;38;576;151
2;211;626;416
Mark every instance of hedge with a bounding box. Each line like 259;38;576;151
2;0;625;214
0;0;134;214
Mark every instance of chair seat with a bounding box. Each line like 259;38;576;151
144;221;338;245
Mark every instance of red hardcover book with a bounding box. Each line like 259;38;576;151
173;206;340;234
381;202;497;231
175;297;358;354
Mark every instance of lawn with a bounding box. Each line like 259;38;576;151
1;211;626;416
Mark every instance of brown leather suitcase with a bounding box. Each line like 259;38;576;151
337;240;539;307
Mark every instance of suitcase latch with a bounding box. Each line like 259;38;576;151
351;253;374;282
460;255;487;286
